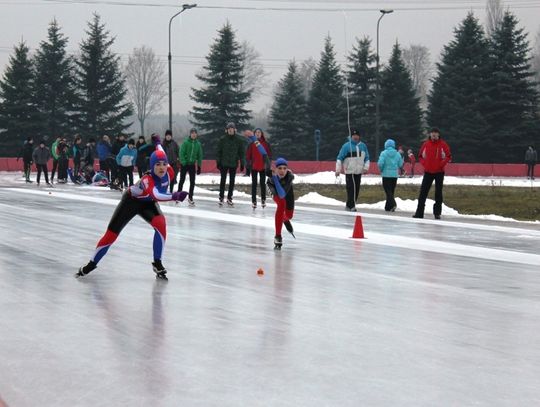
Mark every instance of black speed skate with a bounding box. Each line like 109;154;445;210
152;260;168;280
274;235;283;250
283;220;295;239
75;261;97;278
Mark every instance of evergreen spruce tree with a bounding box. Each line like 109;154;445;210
0;42;40;156
307;36;348;160
486;11;539;162
73;14;132;139
427;13;492;162
190;23;251;156
34;19;76;140
380;42;423;150
345;37;376;147
268;61;308;160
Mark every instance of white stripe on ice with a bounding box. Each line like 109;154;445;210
8;188;540;266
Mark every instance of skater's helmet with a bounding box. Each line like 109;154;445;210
150;149;169;175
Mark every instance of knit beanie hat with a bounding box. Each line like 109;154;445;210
150;149;168;174
275;157;288;167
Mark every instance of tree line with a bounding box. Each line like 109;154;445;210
1;10;539;162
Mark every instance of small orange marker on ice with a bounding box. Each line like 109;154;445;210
257;268;264;276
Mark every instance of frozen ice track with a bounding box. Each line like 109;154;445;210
0;187;539;406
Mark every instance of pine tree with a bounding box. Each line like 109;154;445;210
428;13;492;162
0;42;40;156
307;36;348;160
33;19;76;140
380;42;423;150
268;61;308;160
486;11;540;162
190;22;251;156
345;37;376;147
73;13;132;139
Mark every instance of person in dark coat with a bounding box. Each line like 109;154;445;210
162;129;180;193
32;140;52;186
216;122;245;206
525;145;537;180
17;137;34;183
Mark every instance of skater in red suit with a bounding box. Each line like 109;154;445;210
76;134;188;280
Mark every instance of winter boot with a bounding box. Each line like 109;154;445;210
274;235;283;250
75;261;97;278
152;260;168;280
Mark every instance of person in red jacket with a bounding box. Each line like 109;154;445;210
413;127;452;219
246;128;272;209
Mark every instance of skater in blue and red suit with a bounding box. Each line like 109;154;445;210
266;157;295;250
76;134;188;280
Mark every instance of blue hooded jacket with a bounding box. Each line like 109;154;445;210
377;139;404;178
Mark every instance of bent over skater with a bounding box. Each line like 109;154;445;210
267;157;295;250
76;134;188;280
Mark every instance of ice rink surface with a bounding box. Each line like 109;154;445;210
1;184;539;406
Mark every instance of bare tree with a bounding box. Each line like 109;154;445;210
125;45;167;136
238;41;269;97
485;0;504;38
298;57;317;100
402;44;433;108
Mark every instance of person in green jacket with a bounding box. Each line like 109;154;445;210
178;128;203;206
50;136;61;183
216;122;245;207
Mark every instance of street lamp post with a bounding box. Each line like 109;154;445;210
375;9;393;157
168;3;197;133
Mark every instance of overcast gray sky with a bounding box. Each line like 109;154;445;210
1;0;539;115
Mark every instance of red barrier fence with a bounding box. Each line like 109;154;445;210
1;157;537;177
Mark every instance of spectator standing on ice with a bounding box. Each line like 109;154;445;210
17;137;34;183
407;149;416;177
178;128;203;206
110;134;126;184
216;122;245;207
116;139;138;188
97;135;112;180
525;145;537;180
413;127;452;220
162;130;180;193
377;139;404;212
50;136;61;183
56;137;70;183
246;128;271;209
397;145;406;177
82;138;97;171
136;135;153;178
32;140;51;186
335;129;370;212
72;135;83;179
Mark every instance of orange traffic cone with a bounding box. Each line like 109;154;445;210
352;215;365;239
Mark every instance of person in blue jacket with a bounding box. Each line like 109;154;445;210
335;129;370;212
377;138;404;212
96;135;112;181
116;139;138;188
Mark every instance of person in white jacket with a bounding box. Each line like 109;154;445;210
335;129;370;212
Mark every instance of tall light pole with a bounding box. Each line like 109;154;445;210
168;3;197;132
375;9;393;157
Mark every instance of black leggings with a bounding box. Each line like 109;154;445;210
108;192;162;234
251;170;267;203
178;164;196;199
36;164;49;184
